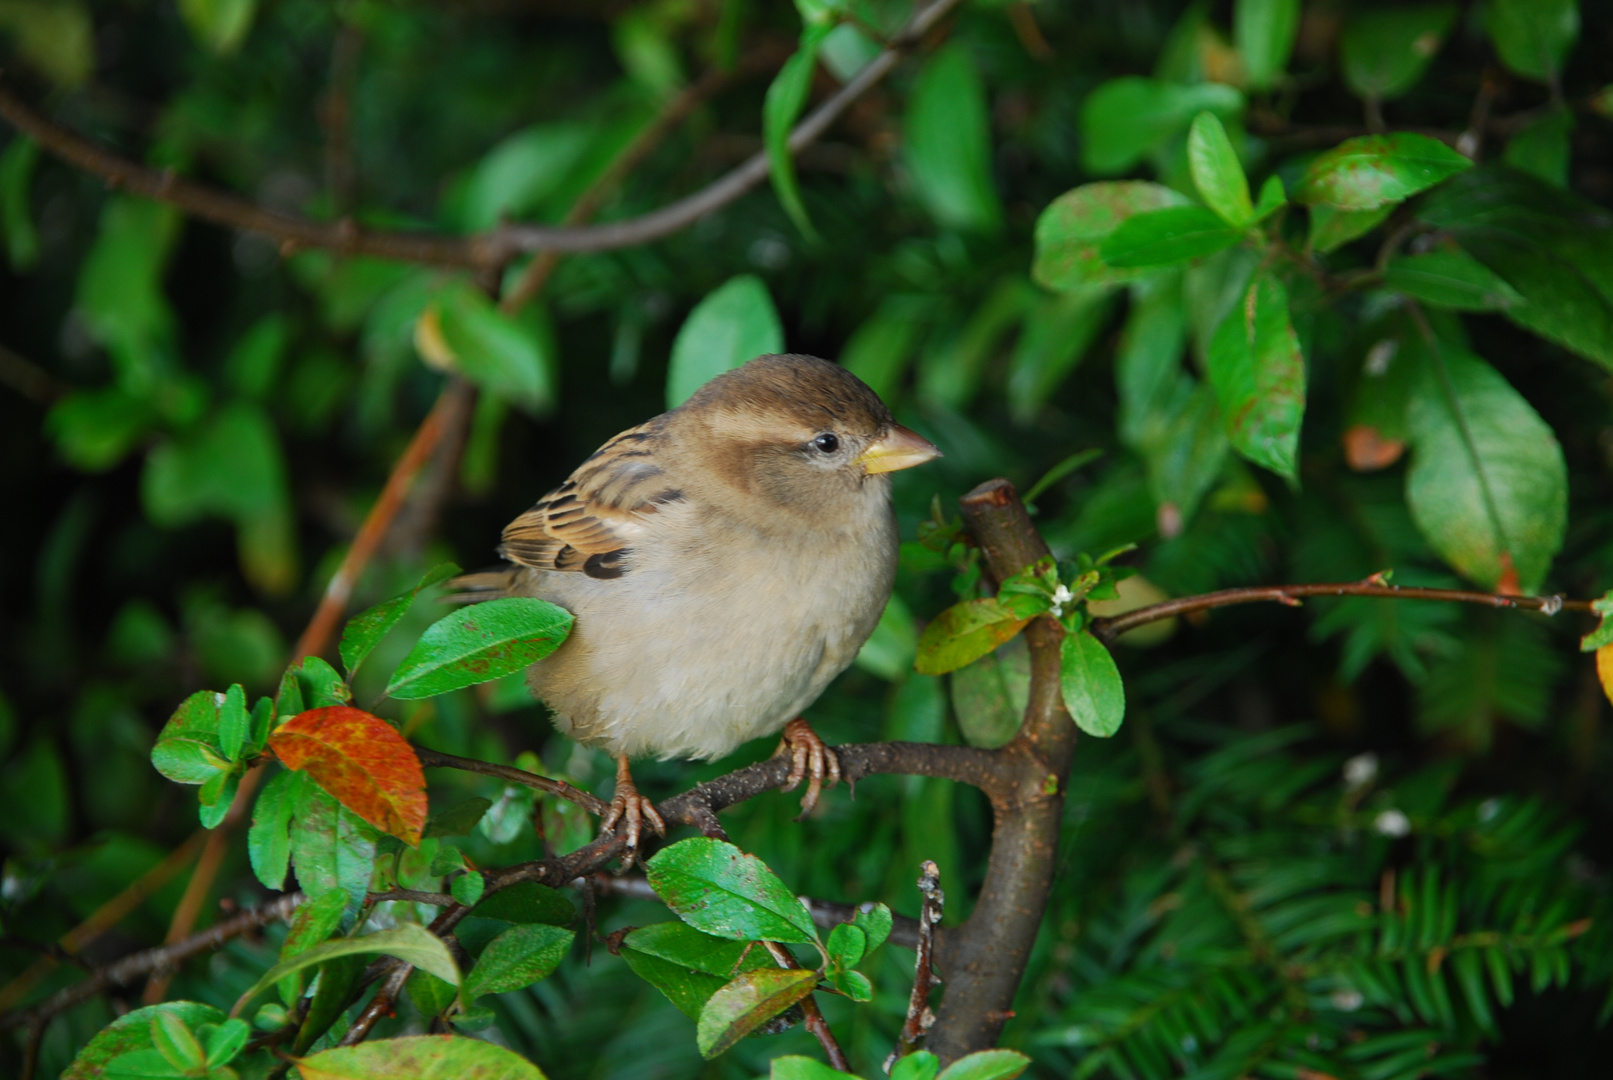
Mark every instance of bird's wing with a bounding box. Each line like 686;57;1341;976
499;419;684;580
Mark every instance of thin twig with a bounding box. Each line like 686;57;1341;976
0;828;206;1013
1090;575;1585;644
761;940;848;1072
292;378;478;662
416;746;611;816
338;961;411;1046
367;890;458;907
0;0;967;270
0;893;303;1032
890;861;944;1067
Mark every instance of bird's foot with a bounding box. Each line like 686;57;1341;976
777;718;842;820
601;755;665;867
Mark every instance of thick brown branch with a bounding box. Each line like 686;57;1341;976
0;893;303;1032
0;0;965;270
930;479;1074;1062
1089;578;1586;645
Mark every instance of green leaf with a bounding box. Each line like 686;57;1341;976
277;888;349;1007
772;1058;853;1080
950;639;1030;749
385;597;573;700
1341;5;1457;101
406;969;459;1020
339;562;461;679
764;24;831;238
1418;166;1613;369
63;1003;225;1080
296;656;349;709
247;768;298;890
201;1018;250;1068
217;683;247;763
855;593;919;681
295;1035;549;1080
827;922;866;969
832;968;873;1001
150;691;229;784
892;1052;941;1080
914;599;1031;676
1187;112;1252;226
1486;0;1578;83
1099;206;1245;268
1384;250;1524;310
451;870;486;906
177;0;258;54
1007;288;1116;422
1404;339;1567;592
292;954;365;1055
1252;175;1286;221
1234;0;1300;90
619;922;773;1019
1503;107;1574;188
1308;204;1393;253
645;837;820;944
937;1049;1034;1080
426;797;493;838
429;286;556;413
1060;630;1125;737
1033;182;1191;290
150;1011;206;1073
906;44;1003;233
1;135;40;269
471;881;576;925
0;2;94;87
463;923;573;997
44;387;157;473
1294;134;1472;210
76;197;180;363
1207;270;1306;481
851;903;893;954
1080;77;1244;176
666;275;785;408
1580;591;1613;652
233;924;459;1016
696;968;820;1058
457;123;596;232
289;781;378;914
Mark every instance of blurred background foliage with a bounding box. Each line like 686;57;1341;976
3;0;1613;1077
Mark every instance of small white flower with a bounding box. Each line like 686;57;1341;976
1330;988;1364;1012
1373;809;1411;838
1050;583;1074;618
1343;753;1378;788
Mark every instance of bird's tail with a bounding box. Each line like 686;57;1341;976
445;566;519;604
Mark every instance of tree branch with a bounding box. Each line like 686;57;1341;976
890;860;944;1066
929;479;1074;1062
0;0;966;270
0;893;303;1032
1088;577;1584;645
416;746;611;817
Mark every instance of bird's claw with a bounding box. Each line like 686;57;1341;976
603;756;665;868
777;718;842;819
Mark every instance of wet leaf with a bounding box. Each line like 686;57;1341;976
1404;339;1566;592
666;275;784;408
269;706;427;844
386;598;573;701
646;837;820;944
1207;270;1306;481
1033;181;1190;290
463;923;574;997
234;924;459;1015
1187;112;1252;226
1385;250;1523;310
1294;134;1472;210
1099;206;1245;268
914;599;1031;677
1060;630;1125;737
696;968;820;1058
1341;5;1456;101
340;563;461;679
295;1035;548;1080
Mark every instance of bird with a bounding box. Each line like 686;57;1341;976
456;353;941;861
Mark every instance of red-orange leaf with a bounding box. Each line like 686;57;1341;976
269;707;427;845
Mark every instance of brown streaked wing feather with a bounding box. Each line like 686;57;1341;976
498;419;680;575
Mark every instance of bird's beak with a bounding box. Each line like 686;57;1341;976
856;424;942;475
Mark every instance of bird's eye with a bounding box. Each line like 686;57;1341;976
813;433;840;454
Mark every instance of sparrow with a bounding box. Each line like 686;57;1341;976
458;353;940;859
